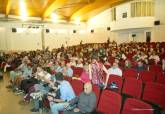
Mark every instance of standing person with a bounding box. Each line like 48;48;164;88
63;82;96;114
88;55;109;89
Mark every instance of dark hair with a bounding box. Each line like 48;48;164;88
55;72;64;81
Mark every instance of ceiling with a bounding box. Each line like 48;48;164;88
0;0;131;22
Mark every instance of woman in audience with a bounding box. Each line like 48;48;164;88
8;59;29;88
88;55;109;89
72;64;90;83
14;63;32;91
63;63;73;77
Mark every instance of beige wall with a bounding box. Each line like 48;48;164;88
152;0;165;42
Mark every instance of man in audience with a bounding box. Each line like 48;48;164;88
135;60;146;72
63;82;96;114
108;62;122;77
48;72;76;114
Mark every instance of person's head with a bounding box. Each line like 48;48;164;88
60;60;65;67
91;55;98;63
55;72;64;83
66;62;71;68
55;61;60;66
77;59;82;64
112;62;119;69
125;59;131;68
84;82;93;95
114;58;119;64
137;60;143;66
27;63;32;69
37;67;43;72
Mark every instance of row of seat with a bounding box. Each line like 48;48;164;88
65;76;165;109
108;75;165;108
123;68;165;84
62;78;155;114
98;90;154;114
71;65;165;85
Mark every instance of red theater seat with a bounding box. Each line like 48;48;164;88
122;98;153;114
108;75;123;93
142;82;165;108
156;72;165;85
123;68;138;79
139;71;156;83
149;65;162;73
73;67;83;77
71;79;83;96
93;85;101;107
97;90;121;114
122;78;142;99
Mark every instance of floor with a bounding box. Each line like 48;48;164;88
0;72;51;114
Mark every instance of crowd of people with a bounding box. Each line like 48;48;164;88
0;41;165;114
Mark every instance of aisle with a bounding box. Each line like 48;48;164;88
0;73;50;114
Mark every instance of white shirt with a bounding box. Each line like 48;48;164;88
76;63;83;68
108;67;122;77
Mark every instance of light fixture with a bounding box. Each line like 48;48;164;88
17;28;26;33
79;30;86;34
19;0;28;21
75;17;81;25
51;13;58;23
88;17;97;24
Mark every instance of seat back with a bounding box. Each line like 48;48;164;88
71;79;84;96
108;75;123;93
97;90;121;114
156;72;165;85
139;71;156;83
122;98;153;114
149;65;162;73
123;69;138;79
73;67;83;77
93;85;101;107
122;78;142;99
142;82;165;108
63;76;72;84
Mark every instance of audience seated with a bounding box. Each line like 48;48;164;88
1;41;165;114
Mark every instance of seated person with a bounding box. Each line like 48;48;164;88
135;60;146;72
14;64;32;91
63;82;96;114
108;62;122;77
9;61;27;84
72;64;90;83
124;59;132;69
48;72;76;114
63;63;73;77
20;67;51;104
76;59;83;68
